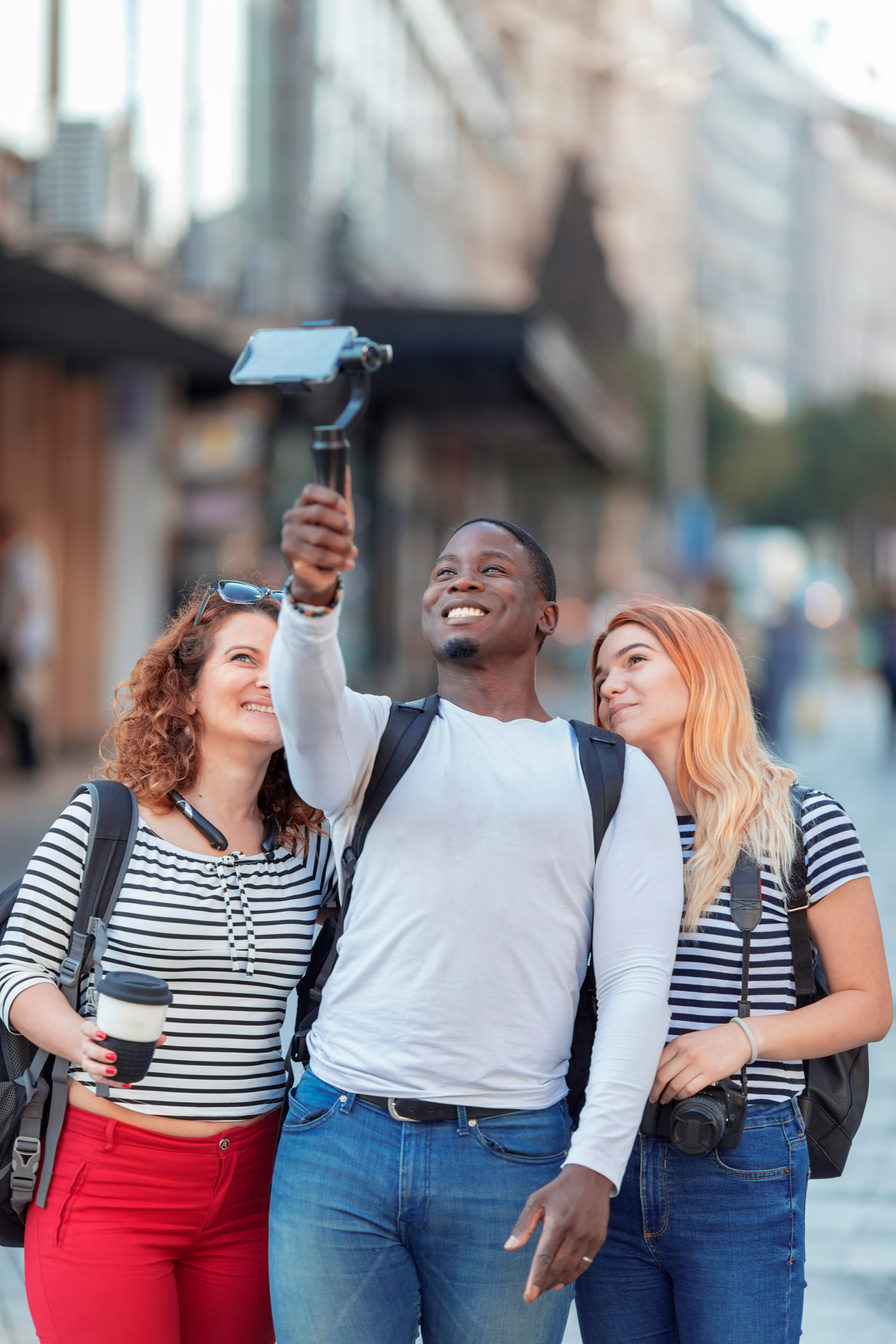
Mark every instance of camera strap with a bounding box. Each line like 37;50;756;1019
729;852;762;1097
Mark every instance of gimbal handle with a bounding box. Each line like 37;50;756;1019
311;372;370;498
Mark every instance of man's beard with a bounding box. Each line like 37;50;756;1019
442;636;480;660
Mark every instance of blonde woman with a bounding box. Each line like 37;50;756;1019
575;600;891;1344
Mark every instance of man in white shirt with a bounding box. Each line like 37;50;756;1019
268;482;683;1344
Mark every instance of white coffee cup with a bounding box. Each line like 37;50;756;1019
95;971;173;1084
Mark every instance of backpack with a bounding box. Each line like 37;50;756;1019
787;785;870;1178
728;785;869;1179
290;696;626;1127
0;780;138;1245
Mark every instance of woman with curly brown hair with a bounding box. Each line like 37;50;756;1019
0;582;336;1344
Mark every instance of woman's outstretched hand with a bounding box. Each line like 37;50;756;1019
649;1022;752;1104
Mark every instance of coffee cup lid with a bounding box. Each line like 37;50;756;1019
95;971;173;1006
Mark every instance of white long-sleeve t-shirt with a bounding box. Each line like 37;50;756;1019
270;602;683;1188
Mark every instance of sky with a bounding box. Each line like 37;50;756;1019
730;0;896;123
0;0;895;249
0;0;247;246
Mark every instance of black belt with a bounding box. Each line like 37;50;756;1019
357;1094;518;1123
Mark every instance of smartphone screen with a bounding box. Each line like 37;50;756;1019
230;327;356;385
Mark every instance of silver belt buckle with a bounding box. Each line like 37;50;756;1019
387;1098;421;1123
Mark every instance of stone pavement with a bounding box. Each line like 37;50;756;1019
0;1251;34;1344
1;680;895;1342
787;676;896;1343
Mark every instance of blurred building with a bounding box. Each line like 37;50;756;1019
190;0;528;313
35;118;151;254
481;0;706;351
802;107;896;403
692;0;811;420
0;144;242;751
475;0;710;583
689;1;896;417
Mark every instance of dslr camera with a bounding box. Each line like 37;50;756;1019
640;1078;747;1155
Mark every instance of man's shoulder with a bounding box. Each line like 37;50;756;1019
618;743;667;794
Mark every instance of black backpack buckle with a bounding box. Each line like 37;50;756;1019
58;955;81;987
10;1135;41;1191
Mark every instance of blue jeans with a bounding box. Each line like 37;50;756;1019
575;1098;809;1344
269;1069;574;1344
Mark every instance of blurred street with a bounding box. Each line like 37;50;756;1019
2;673;896;1343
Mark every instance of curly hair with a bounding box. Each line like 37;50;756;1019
101;584;324;855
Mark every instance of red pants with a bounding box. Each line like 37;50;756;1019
25;1106;279;1344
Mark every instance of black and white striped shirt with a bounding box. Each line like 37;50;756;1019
0;795;336;1119
671;789;869;1103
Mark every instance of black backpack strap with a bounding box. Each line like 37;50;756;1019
564;722;626;1127
729;851;762;1093
291;696;440;1063
58;782;139;1002
568;722;625;856
36;780;138;1209
346;696;440;871
786;785;815;1009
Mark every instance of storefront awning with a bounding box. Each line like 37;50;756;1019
343;303;641;469
0;244;236;382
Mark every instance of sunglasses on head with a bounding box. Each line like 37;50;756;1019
193;581;285;626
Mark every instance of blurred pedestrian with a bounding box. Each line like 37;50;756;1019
0;581;336;1344
0;510;55;771
754;603;806;748
576;600;892;1344
268;481;683;1344
872;594;896;756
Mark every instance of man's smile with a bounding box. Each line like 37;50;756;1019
443;603;489;621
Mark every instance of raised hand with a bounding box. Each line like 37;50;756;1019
281;472;357;606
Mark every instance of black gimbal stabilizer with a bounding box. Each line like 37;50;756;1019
230;319;393;497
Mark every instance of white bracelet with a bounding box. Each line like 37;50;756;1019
732;1016;758;1065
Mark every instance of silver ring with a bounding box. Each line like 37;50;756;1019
581;1255;593;1264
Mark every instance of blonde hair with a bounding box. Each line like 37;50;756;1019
591;599;797;931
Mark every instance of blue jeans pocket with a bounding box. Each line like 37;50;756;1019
282;1084;341;1134
709;1116;794;1180
471;1107;570;1164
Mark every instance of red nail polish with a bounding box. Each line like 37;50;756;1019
105;1052;116;1061
96;1030;107;1040
105;1066;116;1075
121;1083;132;1089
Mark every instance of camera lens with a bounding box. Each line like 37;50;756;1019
668;1094;728;1155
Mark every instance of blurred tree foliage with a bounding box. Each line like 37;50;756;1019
706;384;896;525
601;346;665;494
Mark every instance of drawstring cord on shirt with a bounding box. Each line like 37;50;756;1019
215;854;257;977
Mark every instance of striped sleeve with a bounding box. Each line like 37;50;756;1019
320;832;338;906
0;796;92;1028
801;789;869;904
